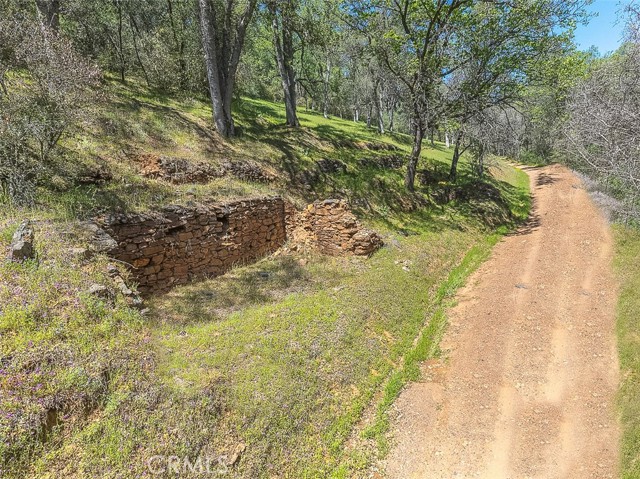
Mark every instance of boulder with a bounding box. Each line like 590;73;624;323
349;229;384;256
9;220;35;262
88;283;110;298
79;222;118;254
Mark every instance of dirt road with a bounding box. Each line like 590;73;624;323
384;165;620;479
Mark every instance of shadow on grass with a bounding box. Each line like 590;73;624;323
151;255;346;326
504;179;541;237
39;175;175;219
107;97;224;153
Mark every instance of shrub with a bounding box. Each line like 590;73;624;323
0;17;101;205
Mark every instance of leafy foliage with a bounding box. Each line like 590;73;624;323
0;16;100;205
561;7;640;222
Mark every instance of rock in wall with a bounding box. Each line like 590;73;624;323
99;197;286;294
136;154;224;184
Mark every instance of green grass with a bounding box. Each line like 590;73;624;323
0;221;145;477
0;78;533;478
24;76;473;223
148;223;482;478
614;226;640;479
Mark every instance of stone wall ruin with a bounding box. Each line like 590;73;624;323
286;199;383;256
96;197;382;295
99;197;286;294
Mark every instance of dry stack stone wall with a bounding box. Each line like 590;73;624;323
100;197;286;294
286;199;383;256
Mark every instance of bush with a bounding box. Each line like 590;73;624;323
0;18;101;205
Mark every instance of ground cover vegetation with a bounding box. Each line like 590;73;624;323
0;75;531;478
4;0;638;477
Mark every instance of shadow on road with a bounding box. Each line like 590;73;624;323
536;173;559;187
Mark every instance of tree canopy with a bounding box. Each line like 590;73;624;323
0;0;602;200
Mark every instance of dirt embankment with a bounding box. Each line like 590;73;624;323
384;165;620;479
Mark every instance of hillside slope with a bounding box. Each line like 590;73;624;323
0;79;530;478
6;77;514;226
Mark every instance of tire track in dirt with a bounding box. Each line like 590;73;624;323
383;165;619;479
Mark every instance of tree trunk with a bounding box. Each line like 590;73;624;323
323;56;330;118
374;79;384;134
430;128;435;147
0;73;7;97
199;0;233;136
445;132;450;148
116;0;126;83
129;14;150;87
366;104;372;128
449;131;463;182
475;144;485;177
405;125;424;192
269;2;299;127
35;0;60;31
198;0;256;137
388;103;395;132
167;0;188;90
221;71;236;138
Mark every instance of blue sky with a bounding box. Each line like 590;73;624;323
574;0;627;53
